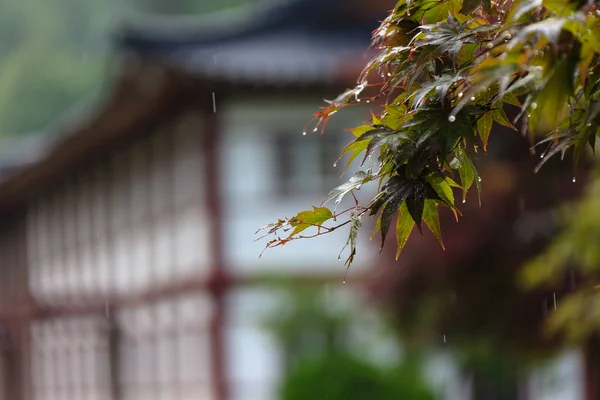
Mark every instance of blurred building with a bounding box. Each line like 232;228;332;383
0;0;588;399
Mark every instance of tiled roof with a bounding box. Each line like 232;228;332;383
115;0;381;84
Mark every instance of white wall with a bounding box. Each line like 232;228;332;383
219;96;377;275
527;350;584;400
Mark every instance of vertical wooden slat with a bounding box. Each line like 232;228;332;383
200;93;228;400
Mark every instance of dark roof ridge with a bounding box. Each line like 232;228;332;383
114;0;348;53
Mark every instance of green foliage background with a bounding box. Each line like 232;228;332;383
264;285;437;400
0;0;258;137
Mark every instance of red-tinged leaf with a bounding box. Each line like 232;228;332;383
423;199;445;250
395;201;415;260
289;206;333;237
477;112;493;150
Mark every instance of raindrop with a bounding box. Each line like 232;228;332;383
458;92;464;98
448;115;456;123
387;73;392;77
462;199;466;204
302;131;307;136
366;100;370;103
527;114;531;118
486;42;494;49
313;127;318;132
540;154;544;159
407;11;411;16
553;292;557;310
587;122;592;127
572;177;577;183
531;102;538;110
478;177;482;182
333;162;338;168
505;33;512;40
470;96;476;101
443;334;446;343
343;280;346;284
212;92;217;113
357;99;361;102
337;255;342;261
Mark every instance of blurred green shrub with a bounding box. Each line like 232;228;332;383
281;353;435;400
262;283;436;400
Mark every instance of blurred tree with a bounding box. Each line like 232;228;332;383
265;286;436;400
0;0;120;136
0;0;259;137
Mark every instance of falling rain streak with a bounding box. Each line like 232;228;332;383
212;92;217;113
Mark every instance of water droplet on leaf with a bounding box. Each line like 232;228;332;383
531;102;537;110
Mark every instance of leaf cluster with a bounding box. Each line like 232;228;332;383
259;0;600;270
